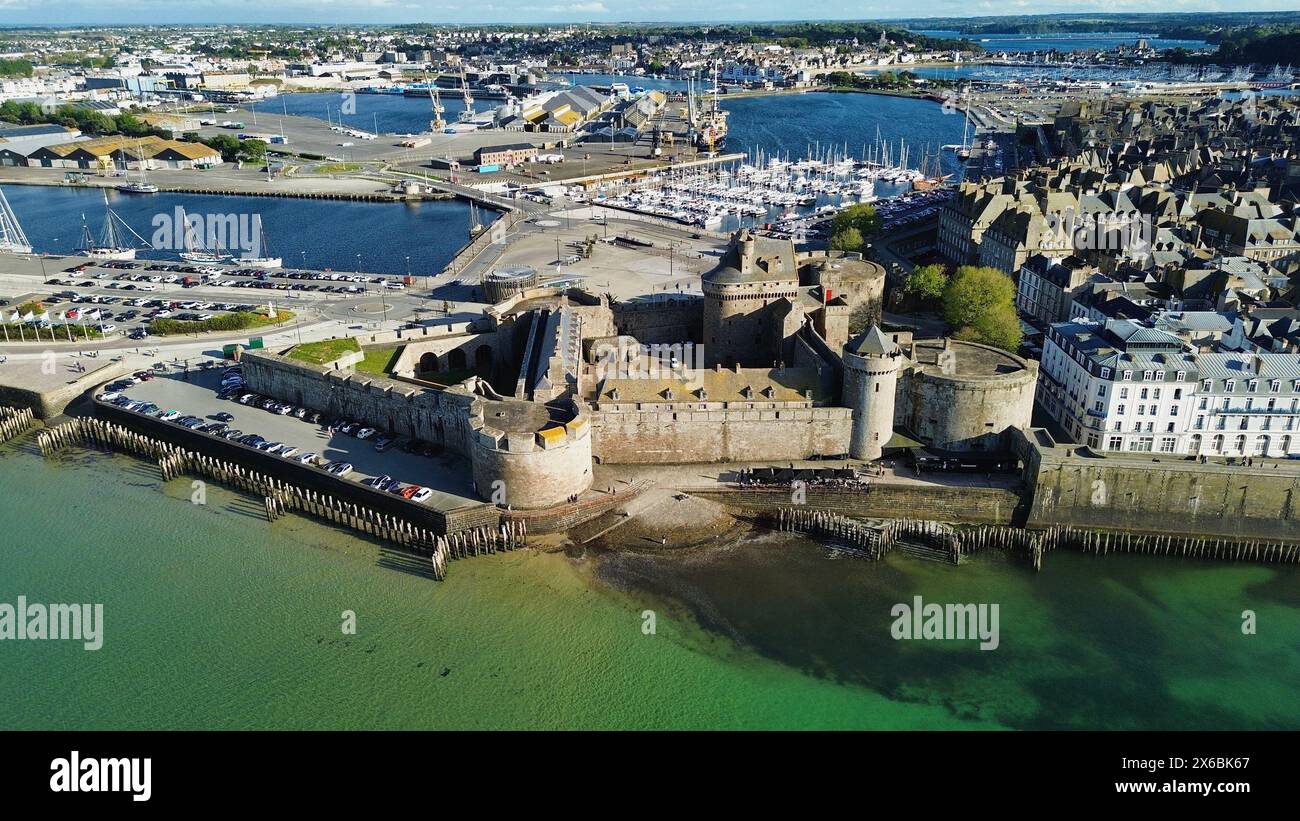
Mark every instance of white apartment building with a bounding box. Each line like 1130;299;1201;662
1187;353;1300;458
1040;318;1300;458
1039;319;1199;455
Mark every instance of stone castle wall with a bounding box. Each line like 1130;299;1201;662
611;297;703;345
243;349;593;509
590;405;852;464
895;348;1038;452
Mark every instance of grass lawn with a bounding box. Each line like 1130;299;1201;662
286;336;360;365
354;345;404;376
147;307;296;337
312;162;363;174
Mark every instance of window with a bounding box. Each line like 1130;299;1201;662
1171;405;1179;416
1174;388;1182;400
1123;370;1133;381
1117;404;1126;414
1176;371;1185;381
1153;388;1162;400
1093;401;1104;413
1140;388;1149;400
1270;380;1281;393
1143;370;1153;381
1166;422;1176;433
1202;379;1213;392
1248;380;1258;393
1120;388;1129;400
1160;437;1177;453
1226;380;1235;392
1100;367;1111;379
1156;370;1166;380
1107;436;1122;451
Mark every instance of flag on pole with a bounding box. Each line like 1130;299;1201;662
20;310;34;324
37;311;50;324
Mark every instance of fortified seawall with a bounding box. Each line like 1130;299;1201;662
0;359;133;418
1013;428;1300;543
685;483;1023;526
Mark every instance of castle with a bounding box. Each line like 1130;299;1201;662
242;231;1036;509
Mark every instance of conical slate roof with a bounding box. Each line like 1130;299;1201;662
845;325;897;356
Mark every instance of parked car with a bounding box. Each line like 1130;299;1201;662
410;487;433;503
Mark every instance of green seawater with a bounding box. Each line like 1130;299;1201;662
1;443;1297;730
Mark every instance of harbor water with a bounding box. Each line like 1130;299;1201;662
1;444;1296;730
0;184;478;276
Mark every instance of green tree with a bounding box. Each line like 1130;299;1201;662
831;203;880;239
906;264;948;301
238;139;268;163
941;265;1022;352
829;226;864;253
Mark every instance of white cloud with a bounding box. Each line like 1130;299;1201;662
546;1;608;12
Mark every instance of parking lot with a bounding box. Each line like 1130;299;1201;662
106;366;479;512
17;253;420;341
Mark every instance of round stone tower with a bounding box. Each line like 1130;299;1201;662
841;325;901;461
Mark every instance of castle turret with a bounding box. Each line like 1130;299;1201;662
841;325;901;461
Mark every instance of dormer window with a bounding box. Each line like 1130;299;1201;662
1225;380;1235;392
1123;370;1133;381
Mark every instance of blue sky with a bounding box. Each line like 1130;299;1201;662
0;1;1295;27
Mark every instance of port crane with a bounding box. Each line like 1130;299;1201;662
428;79;446;133
458;69;476;123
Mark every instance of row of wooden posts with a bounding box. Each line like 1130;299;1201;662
775;506;1298;570
0;406;35;445
35;416;526;580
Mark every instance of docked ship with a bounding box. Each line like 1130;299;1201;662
691;72;728;154
116;142;159;194
177;205;229;263
238;218;281;268
79;192;149;261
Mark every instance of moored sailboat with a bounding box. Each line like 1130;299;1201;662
79;192;148;260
